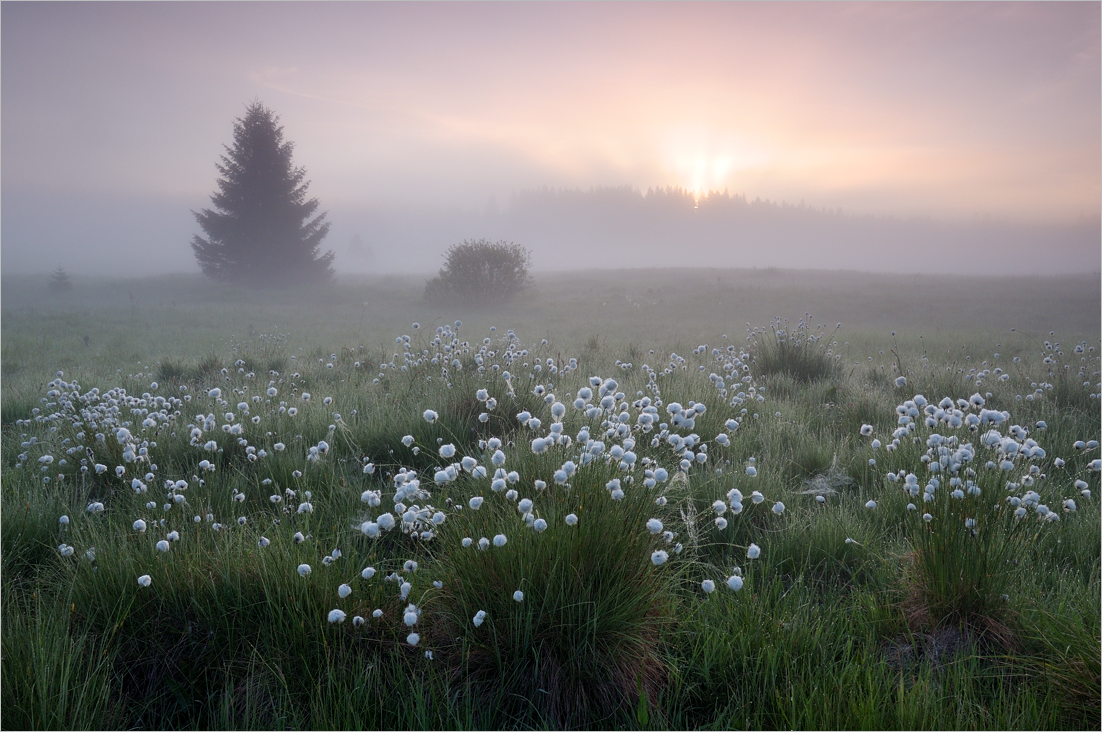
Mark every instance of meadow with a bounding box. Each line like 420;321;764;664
2;267;1099;730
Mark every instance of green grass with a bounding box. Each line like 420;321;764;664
2;268;1099;730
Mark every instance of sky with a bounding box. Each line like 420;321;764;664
2;1;1099;275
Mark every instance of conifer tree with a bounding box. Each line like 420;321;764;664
48;265;73;292
191;102;334;286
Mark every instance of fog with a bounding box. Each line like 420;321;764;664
2;2;1099;277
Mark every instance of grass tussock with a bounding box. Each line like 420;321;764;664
749;316;841;383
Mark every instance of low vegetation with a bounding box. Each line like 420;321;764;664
2;269;1099;730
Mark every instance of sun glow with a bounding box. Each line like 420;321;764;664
660;129;774;203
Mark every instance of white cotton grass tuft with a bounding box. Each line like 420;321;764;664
865;500;877;509
137;574;152;587
701;579;716;593
651;550;669;566
473;610;487;627
328;609;347;623
746;543;761;560
513;590;524;602
298;564;312;576
406;632;420;646
646;518;663;534
338;584;352;598
772;502;785;516
156;540;170;552
493;534;507;547
727;575;744;591
362;566;376;580
565;513;578;526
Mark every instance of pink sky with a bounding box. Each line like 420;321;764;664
2;1;1099;273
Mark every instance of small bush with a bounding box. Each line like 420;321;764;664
424;239;532;306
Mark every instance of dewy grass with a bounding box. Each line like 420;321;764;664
2;272;1099;730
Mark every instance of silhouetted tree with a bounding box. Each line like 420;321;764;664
191;101;334;286
424;239;532;305
48;265;73;292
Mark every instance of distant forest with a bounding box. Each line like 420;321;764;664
486;185;1100;273
336;184;1099;276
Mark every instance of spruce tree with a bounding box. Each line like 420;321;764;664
191;102;334;286
48;265;73;292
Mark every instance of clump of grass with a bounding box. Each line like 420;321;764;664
862;395;1082;645
749;316;841;383
156;353;224;385
901;485;1028;644
432;466;678;728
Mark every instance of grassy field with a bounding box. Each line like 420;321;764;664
2;268;1099;730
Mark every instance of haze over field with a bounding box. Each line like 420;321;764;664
2;1;1099;276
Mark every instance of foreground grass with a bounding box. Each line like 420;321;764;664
2;269;1099;730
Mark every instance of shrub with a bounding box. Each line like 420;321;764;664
424;239;532;306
